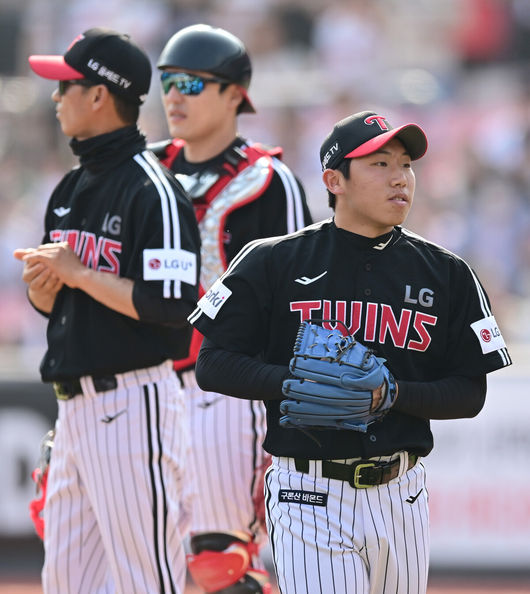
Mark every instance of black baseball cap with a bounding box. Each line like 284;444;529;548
28;28;151;105
320;111;428;171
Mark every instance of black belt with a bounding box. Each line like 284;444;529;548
294;454;417;489
53;375;118;400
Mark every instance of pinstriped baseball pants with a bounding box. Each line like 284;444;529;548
180;369;268;538
42;361;193;594
265;454;429;594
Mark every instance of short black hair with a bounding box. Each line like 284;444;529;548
79;84;140;124
218;82;247;115
112;93;140;124
327;159;351;210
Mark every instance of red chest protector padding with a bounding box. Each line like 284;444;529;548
187;531;271;593
162;139;281;220
162;140;282;371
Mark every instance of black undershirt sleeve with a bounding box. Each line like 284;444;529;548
394;374;487;419
132;282;195;328
196;337;289;401
196;338;488;419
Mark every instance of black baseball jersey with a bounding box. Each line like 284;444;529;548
156;136;312;264
38;126;200;381
189;219;511;459
152;135;313;370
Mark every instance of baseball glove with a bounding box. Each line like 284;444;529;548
280;321;396;433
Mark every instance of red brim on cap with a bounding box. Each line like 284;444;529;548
239;87;256;114
345;124;428;161
28;55;84;81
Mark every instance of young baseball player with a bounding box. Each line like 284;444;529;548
13;28;200;594
150;24;313;594
188;111;512;594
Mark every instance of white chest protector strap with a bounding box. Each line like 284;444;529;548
199;155;272;291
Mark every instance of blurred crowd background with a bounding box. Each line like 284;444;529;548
1;0;529;374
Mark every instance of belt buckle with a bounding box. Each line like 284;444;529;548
94;376;117;392
53;382;70;401
351;462;376;489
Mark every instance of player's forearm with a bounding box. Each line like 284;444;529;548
27;287;56;315
394;374;486;420
74;268;139;319
196;338;289;400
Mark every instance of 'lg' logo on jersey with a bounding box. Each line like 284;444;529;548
166;259;192;271
481;326;500;343
480;329;492;342
471;315;505;355
102;213;121;235
149;257;191;271
404;285;434;307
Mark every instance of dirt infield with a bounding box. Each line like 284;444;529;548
1;575;530;594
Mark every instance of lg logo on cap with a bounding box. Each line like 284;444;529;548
322;142;339;169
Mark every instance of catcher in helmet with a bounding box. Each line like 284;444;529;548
151;24;313;594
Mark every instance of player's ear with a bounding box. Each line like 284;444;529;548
224;83;244;112
322;168;345;195
89;84;110;111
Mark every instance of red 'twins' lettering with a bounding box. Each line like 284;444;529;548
49;229;121;274
290;299;437;352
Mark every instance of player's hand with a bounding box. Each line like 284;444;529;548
14;247;63;291
15;242;85;289
24;259;63;293
371;383;384;411
13;248;36;261
280;321;397;433
371;380;399;412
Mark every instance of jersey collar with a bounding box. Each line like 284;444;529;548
332;221;400;251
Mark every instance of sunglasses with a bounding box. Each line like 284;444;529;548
160;72;230;96
58;79;96;95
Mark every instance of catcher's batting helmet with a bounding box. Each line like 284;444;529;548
157;24;255;114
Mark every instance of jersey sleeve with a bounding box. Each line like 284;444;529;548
444;258;511;375
267;158;313;234
223;161;312;265
188;239;272;356
126;153;201;325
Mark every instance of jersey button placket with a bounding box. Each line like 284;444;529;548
363;255;376;444
363;260;372;296
362;250;374;445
